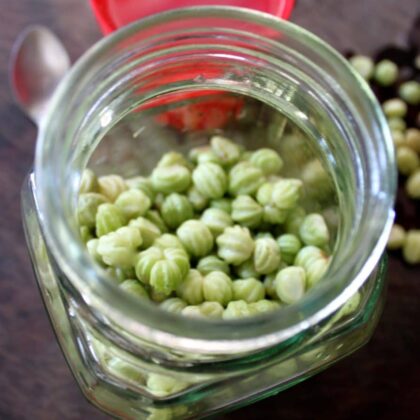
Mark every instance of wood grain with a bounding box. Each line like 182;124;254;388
0;1;419;419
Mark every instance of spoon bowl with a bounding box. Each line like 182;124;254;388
9;25;70;125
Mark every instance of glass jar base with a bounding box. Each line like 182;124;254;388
22;173;386;419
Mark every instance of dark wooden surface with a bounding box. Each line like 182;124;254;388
0;1;419;419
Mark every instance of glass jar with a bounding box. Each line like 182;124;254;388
22;6;396;419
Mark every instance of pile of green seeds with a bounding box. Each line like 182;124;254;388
350;54;420;265
78;136;332;319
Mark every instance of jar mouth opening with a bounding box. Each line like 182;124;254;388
34;6;396;354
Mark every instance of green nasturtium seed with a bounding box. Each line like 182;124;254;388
274;266;306;304
95;203;126;237
196;255;230;275
150;259;184;296
201;208;233;237
284;206;306;236
406;169;420;199
188;145;209;163
232;278;265;303
299;213;330;247
150;288;169;303
192;162;227;199
189;145;222;165
405;129;420;153
98;174;127;202
181;305;204;318
392;130;406;148
402;230;420;265
202;271;233;306
153;233;185;251
198;150;223;165
129;217;161;249
306;256;330;288
388;117;406;132
161;193;194;229
77;192;108;228
160;297;187;314
181;302;224;319
146;373;187;397
119;279;149;299
223;300;253;319
336;292;361;320
262;205;288;225
349;55;374;80
79;169;98;194
199;301;224;318
177;220;214;258
396;146;419;176
271;179;303;210
374;59;398;86
277;234;302;264
249;299;280;314
176;269;204;305
294;245;326;269
398;80;420;105
106;266;135;284
216;225;254;265
106;357;145;385
163;247;190;278
382;98;407;118
249;148;283;175
387;224;406;250
115;189;151;220
210;135;241;166
253;237;281;274
228;161;264;196
135;247;164;284
157;151;190;168
151;165;191;193
97;226;143;268
301;159;333;199
231;195;263;228
125;176;156;201
294;245;330;288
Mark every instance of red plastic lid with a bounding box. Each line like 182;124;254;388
88;1;295;132
90;0;295;34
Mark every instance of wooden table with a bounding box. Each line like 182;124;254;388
0;1;419;419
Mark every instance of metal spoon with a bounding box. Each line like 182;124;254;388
9;25;70;125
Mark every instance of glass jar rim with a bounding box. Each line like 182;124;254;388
34;6;395;354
